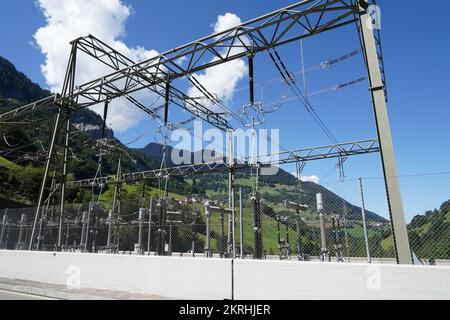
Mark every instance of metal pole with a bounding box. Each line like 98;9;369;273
359;177;372;263
231;188;236;259
248;54;255;105
37;208;46;251
92;206;99;253
220;210;225;258
342;201;351;262
29;108;62;250
157;199;167;256
17;213;26;250
84;202;92;252
358;4;412;264
205;202;211;257
80;211;86;251
227;130;234;254
336;216;344;262
106;210;113;249
252;192;264;259
138;208;144;255
239;188;244;258
276;216;282;259
164;80;170;125
147;197;153;255
227;215;232;254
64;217;70;251
168;224;172;256
286;219;291;258
191;209;197;257
317;193;329;261
296;214;302;261
0;210;7;249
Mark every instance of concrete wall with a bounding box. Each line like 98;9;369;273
233;259;450;300
1;250;449;300
0;251;232;300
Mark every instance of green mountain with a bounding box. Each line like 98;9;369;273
0;56;49;103
0;55;190;204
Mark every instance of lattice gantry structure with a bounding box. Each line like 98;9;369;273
0;0;413;264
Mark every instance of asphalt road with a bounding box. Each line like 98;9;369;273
0;289;55;300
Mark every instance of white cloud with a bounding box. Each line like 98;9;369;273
301;175;321;185
33;4;248;132
33;0;159;132
214;12;243;34
188;13;248;111
291;171;321;185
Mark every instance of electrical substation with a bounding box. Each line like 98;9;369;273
0;0;416;270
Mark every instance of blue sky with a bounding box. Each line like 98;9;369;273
0;1;449;221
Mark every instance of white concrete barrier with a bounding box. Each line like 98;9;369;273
1;250;450;300
0;251;232;300
233;259;450;300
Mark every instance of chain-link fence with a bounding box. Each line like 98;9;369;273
0;172;448;265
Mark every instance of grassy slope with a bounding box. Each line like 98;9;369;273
98;182;184;209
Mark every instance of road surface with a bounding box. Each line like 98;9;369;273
0;289;55;300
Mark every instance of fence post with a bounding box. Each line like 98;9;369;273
106;210;113;250
80;211;86;251
16;213;26;250
138;208;144;255
239;188;244;259
84;202;92;252
220;209;225;258
296;215;302;261
317;193;329;261
205;202;211;258
64;217;70;251
0;210;7;249
359;177;372;263
252;192;264;259
147;197;153;255
36;207;46;251
232;189;236;258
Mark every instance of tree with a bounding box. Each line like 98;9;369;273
440;200;450;214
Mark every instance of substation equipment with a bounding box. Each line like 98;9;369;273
0;0;413;264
